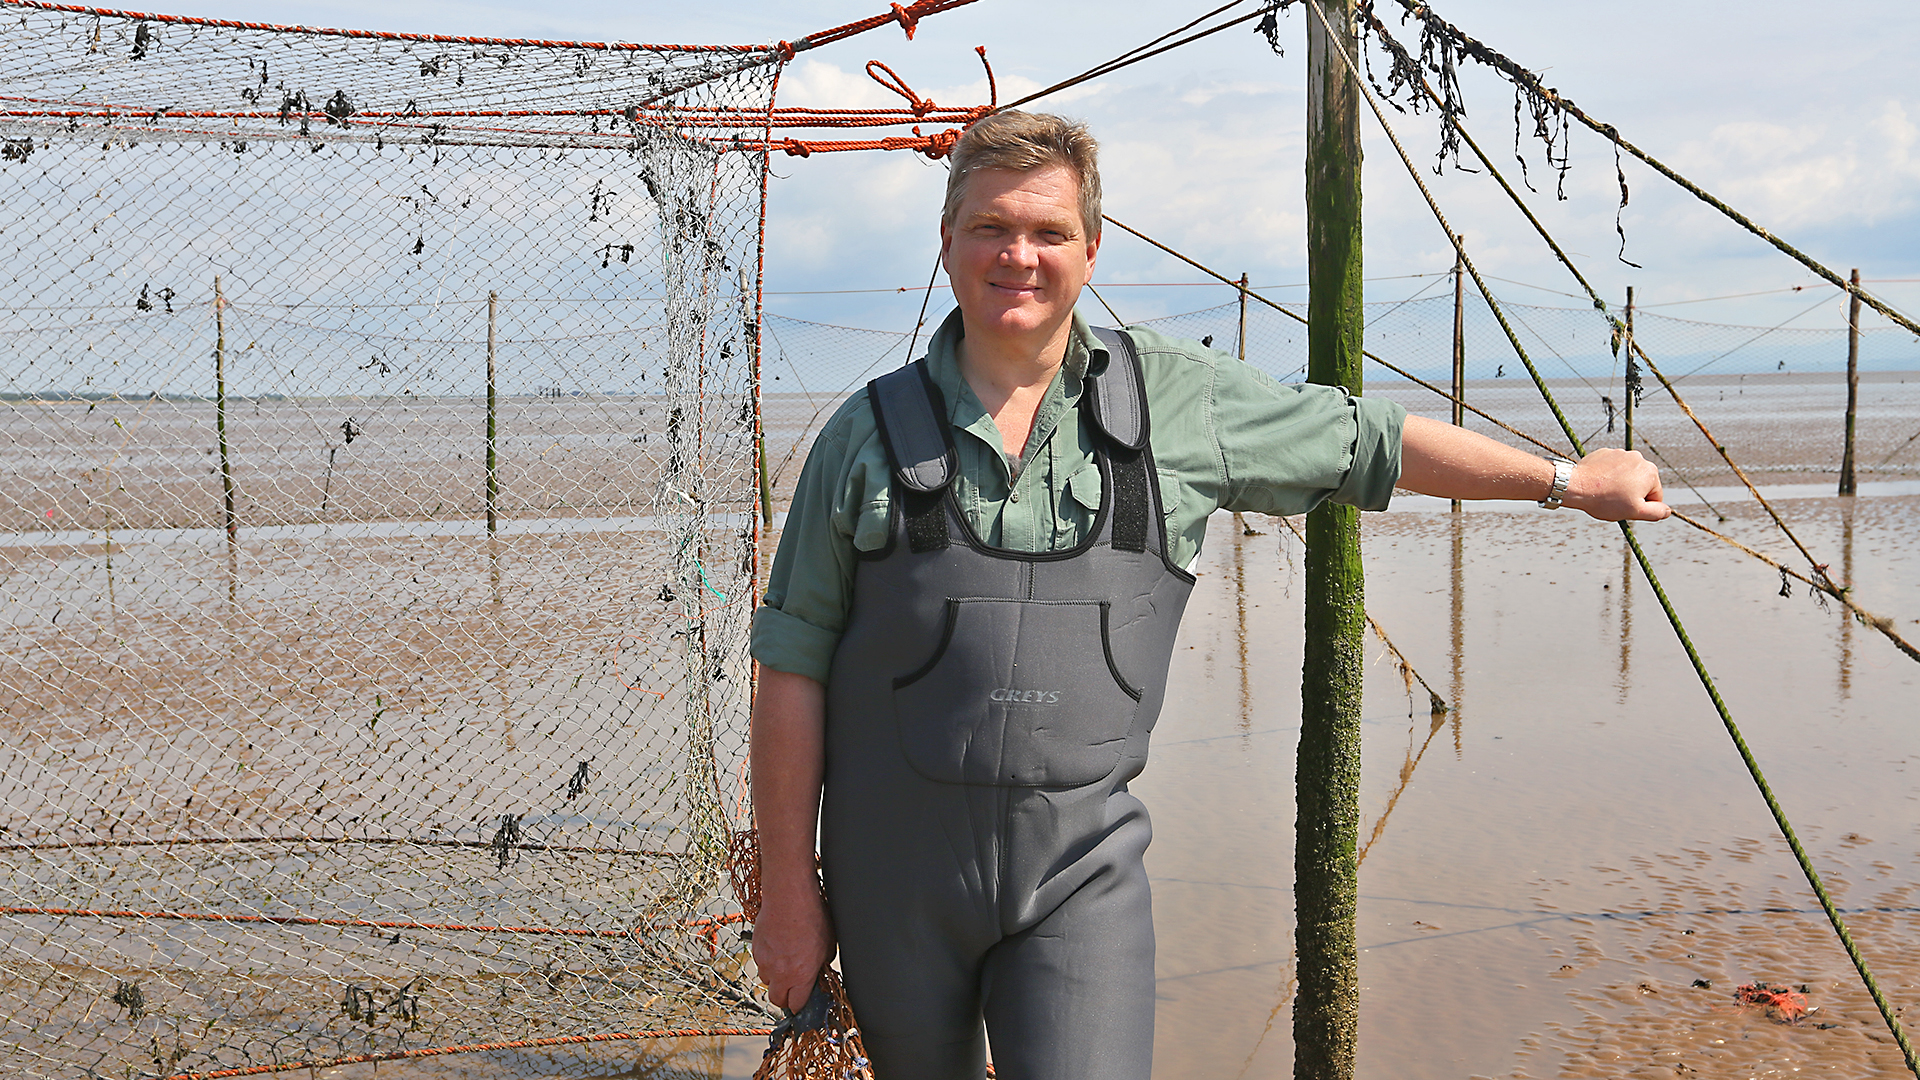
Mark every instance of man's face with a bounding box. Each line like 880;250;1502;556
940;164;1099;349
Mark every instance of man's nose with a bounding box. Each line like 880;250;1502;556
997;234;1039;267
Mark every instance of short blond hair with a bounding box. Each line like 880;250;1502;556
942;110;1102;240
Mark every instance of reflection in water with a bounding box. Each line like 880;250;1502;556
1839;501;1855;699
1448;512;1464;757
1357;710;1450;869
1617;541;1633;705
1231;513;1255;732
224;535;239;612
490;532;505;606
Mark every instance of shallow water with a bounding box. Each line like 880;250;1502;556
1124;496;1920;1079
7;440;1916;1078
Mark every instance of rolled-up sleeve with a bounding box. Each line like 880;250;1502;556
1213;362;1406;516
749;410;865;684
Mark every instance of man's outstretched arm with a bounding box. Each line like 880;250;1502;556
1397;414;1669;522
749;665;835;1012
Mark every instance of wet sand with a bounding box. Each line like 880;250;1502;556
6;390;1917;1077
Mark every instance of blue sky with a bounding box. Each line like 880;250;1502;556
147;1;1920;335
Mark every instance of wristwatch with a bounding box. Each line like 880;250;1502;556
1539;457;1574;510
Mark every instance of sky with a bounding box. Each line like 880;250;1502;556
132;0;1920;337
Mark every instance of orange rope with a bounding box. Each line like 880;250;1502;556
156;1027;778;1080
0;904;744;939
0;0;983;56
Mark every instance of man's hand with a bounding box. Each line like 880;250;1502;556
1398;414;1669;522
752;883;835;1013
750;665;833;1013
1562;446;1668;522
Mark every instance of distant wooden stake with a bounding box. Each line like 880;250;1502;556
1299;1;1364;1077
1238;272;1250;362
215;274;235;545
487;290;500;534
1840;268;1860;496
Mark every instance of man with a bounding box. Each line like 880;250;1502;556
749;110;1664;1080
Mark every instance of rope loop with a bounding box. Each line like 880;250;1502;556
775;39;795;61
865;60;935;115
779;138;812;157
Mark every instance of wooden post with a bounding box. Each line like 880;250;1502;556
1450;237;1465;513
486;291;500;534
215;275;236;545
1299;1;1365;1077
1238;271;1251;362
1624;286;1636;452
1840;268;1860;496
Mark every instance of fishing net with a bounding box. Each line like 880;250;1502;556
0;2;786;1075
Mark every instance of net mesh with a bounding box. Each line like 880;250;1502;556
1130;292;1920;490
0;4;779;1077
758;292;1920;507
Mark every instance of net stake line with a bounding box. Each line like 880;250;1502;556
1101;213;1568;457
1668;510;1920;664
1359;13;1864;612
1377;0;1920;338
1274;513;1448;714
1300;0;1920;1069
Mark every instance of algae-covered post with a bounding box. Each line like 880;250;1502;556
1840;268;1860;496
1298;1;1365;1078
1451;237;1465;513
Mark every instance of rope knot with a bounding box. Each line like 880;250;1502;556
890;2;920;39
774;39;796;61
780;138;812;158
919;127;961;160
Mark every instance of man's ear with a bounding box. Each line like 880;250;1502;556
938;220;952;274
1084;228;1099;276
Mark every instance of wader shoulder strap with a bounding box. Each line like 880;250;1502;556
1085;327;1150;452
867;361;955;553
1087;327;1153;553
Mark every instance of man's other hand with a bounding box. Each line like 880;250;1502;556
752;886;836;1013
1564;447;1669;522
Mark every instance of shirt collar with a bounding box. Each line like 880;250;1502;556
922;309;1105;406
922;308;1107;462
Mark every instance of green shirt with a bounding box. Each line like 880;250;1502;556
750;309;1406;683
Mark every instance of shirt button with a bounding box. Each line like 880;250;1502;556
1009;487;1021;503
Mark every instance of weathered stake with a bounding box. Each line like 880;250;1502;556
1238;271;1251;362
486;290;500;534
215;274;236;545
1840;268;1860;496
1299;1;1365;1078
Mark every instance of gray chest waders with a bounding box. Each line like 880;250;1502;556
820;329;1194;1080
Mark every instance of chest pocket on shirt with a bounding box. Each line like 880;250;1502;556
1156;468;1181;519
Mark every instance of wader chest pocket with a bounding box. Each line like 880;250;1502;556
892;598;1143;786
